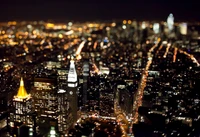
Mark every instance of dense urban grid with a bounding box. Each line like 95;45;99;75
0;14;200;137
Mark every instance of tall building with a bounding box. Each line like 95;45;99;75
67;57;78;123
57;69;68;90
32;65;75;135
83;60;89;110
153;23;160;34
32;77;57;119
9;78;32;134
179;23;187;35
31;77;58;135
57;89;73;134
119;88;133;119
57;68;73;133
167;13;174;32
99;89;115;117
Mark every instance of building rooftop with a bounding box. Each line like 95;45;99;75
14;77;30;100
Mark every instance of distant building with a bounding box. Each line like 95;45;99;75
83;60;89;111
167;13;174;32
153;23;160;34
179;23;187;35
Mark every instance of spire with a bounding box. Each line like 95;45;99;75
16;77;29;99
20;77;24;86
70;56;75;66
68;56;77;87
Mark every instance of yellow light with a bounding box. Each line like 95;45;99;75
128;20;132;24
111;22;116;27
78;28;82;31
46;23;55;28
58;34;63;38
157;38;161;42
123;20;127;24
94;24;100;27
88;24;94;27
8;21;17;25
33;30;37;35
16;78;29;99
77;55;82;60
62;25;67;29
88;37;92;41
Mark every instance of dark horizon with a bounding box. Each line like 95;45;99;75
0;0;199;22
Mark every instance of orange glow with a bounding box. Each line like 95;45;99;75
88;24;94;27
111;22;116;27
132;39;160;125
149;38;161;52
128;20;132;24
88;37;92;41
93;63;100;74
173;48;178;62
163;43;171;58
123;20;127;24
179;49;200;66
93;42;97;49
156;44;163;54
8;21;17;26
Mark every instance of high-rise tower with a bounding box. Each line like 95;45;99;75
9;78;32;134
67;57;78;123
167;13;174;32
83;60;89;110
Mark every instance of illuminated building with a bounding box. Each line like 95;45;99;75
83;60;89;110
31;77;58;134
141;22;147;30
9;78;33;135
179;23;187;35
167;13;174;32
57;89;73;134
57;69;68;90
31;65;75;134
67;57;78;123
48;126;59;137
32;78;57;118
87;76;100;114
153;23;160;34
45;61;61;70
119;88;133;119
99;89;114;117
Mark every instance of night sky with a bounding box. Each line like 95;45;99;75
0;0;199;22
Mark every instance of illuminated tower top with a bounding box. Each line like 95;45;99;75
14;77;30;100
68;57;77;87
167;13;174;31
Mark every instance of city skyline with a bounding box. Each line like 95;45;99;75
0;6;200;136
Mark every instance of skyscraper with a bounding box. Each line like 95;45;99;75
57;89;73;134
32;77;57;119
31;77;58;135
83;60;89;110
9;78;32;134
167;13;174;32
67;57;78;123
